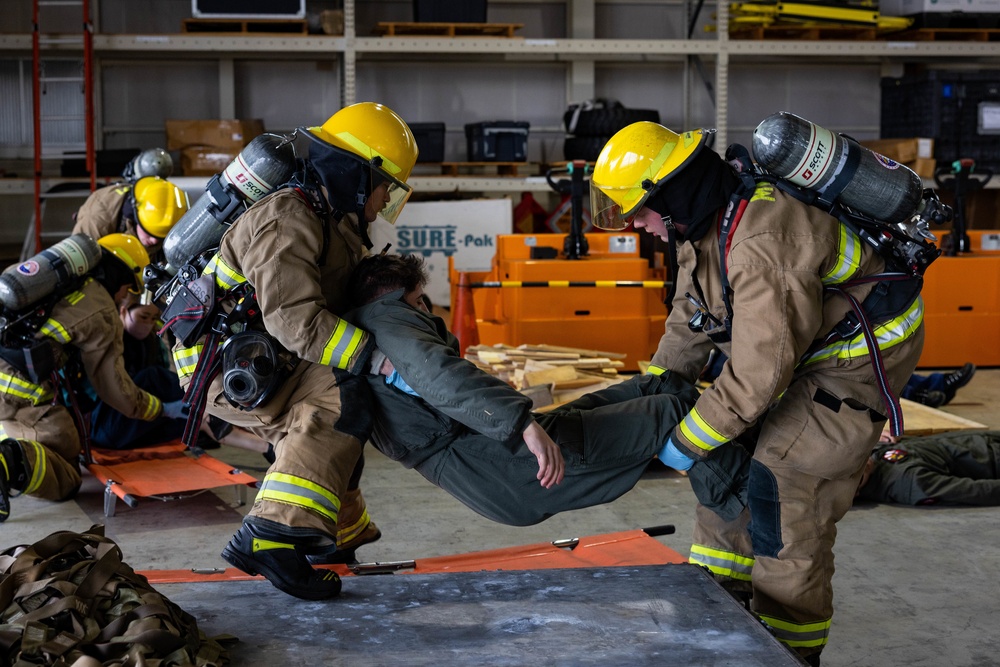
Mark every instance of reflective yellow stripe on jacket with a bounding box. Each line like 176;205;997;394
256;472;342;523
203;254;365;370
320;319;366;368
205;254;247;292
679;407;730;452
758;614;831;650
0;372;53;405
173;342;203;380
801;297;923;366
37;284;87;344
689;543;754;581
821;225;862;285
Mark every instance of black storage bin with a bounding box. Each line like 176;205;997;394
465;121;529;162
410;122;446;163
881;70;1000;170
61;148;141;178
413;0;487;23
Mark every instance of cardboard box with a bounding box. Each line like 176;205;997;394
166;119;265;151
861;137;937;179
910;157;938;179
861;137;934;163
320;9;344;35
180;146;239;176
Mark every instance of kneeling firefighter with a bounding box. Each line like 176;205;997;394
169;102;418;600
590;118;931;665
73;175;190;264
0;233;187;521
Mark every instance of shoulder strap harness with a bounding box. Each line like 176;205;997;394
714;144;941;437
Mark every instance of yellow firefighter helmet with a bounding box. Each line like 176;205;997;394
590;122;708;230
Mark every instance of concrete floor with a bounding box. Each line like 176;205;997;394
2;368;999;666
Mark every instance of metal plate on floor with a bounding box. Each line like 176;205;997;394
160;563;803;666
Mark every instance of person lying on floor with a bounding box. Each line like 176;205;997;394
855;428;1000;506
344;252;749;527
88;291;269;455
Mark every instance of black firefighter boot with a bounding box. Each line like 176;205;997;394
308;487;382;566
0;439;29;523
221;518;343;600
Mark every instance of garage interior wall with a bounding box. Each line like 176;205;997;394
0;0;930;248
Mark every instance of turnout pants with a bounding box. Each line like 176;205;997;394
413;373;698;526
203;361;374;541
691;327;924;660
0;400;82;501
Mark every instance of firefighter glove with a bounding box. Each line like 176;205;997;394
162;400;188;421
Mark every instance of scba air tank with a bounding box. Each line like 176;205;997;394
752;112;923;224
162;133;296;272
0;234;102;311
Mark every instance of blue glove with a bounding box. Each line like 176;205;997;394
385;369;420;397
161;400;187;421
658;437;694;471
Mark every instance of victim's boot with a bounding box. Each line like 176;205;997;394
221;517;342;600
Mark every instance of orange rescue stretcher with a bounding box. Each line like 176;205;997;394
140;526;686;584
85;439;260;518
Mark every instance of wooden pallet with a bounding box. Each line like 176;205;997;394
730;24;880;39
731;22;1000;41
181;18;308;35
373;21;523;38
886;27;1000;41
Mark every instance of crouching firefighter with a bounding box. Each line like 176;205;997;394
0;233;186;521
590;117;945;665
167;102;419;600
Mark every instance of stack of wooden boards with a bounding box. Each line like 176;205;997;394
465;344;626;410
465;343;988;435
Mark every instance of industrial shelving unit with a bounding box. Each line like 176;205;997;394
4;0;1000;199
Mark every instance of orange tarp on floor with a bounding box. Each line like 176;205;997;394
87;441;258;498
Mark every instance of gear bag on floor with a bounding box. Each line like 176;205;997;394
0;524;228;666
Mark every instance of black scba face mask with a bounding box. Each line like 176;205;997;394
221;330;295;411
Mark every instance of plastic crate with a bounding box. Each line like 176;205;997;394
465;121;529;162
881;70;1000;170
410;122;446;163
61;148;141;178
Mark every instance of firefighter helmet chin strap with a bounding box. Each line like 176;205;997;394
664;223;679;307
354;168;374;251
353;156;387;251
121;192;138;234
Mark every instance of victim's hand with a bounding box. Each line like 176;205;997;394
522;420;565;488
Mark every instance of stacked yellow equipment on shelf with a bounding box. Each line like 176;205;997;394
724;1;914;31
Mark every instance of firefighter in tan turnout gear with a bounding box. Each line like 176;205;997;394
73;174;190;263
171;103;418;600
591;122;925;665
0;234;187;521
